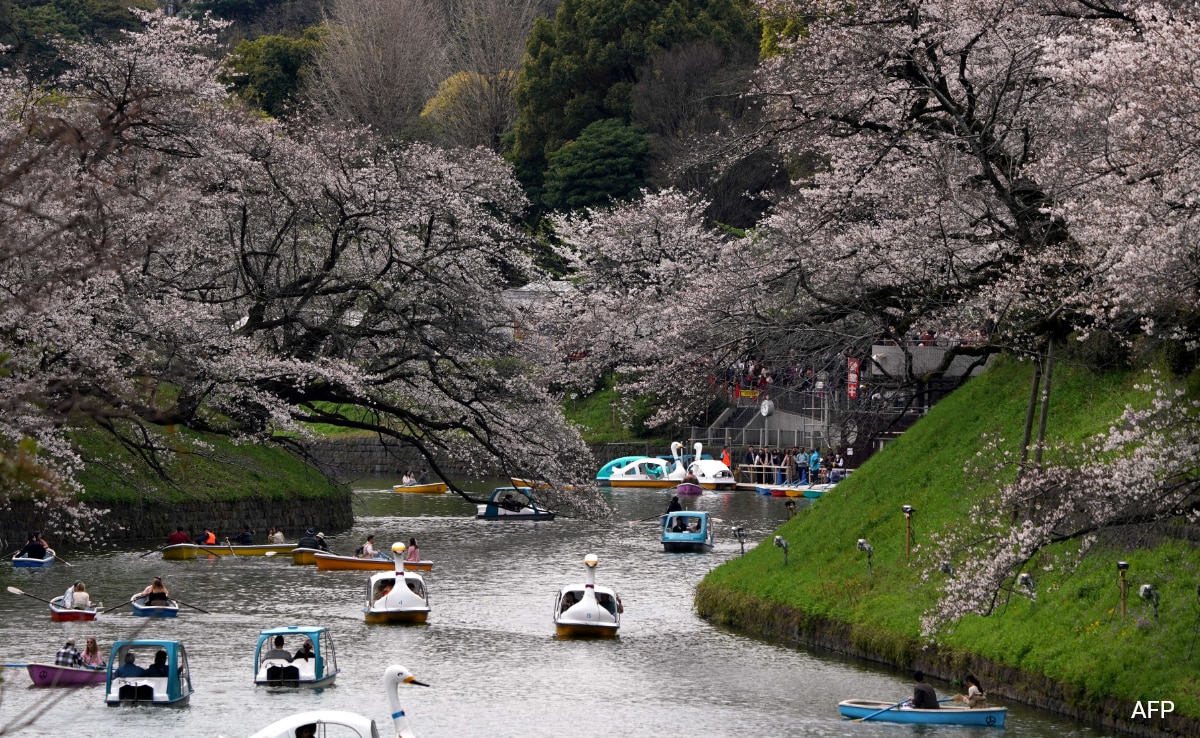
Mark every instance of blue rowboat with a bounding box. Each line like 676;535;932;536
838;699;1006;727
661;511;714;553
105;640;193;706
12;549;55;567
130;596;179;618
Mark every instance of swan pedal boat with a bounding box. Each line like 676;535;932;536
26;663;107;686
254;625;339;688
391;481;448;494
554;554;621;637
49;595;97;621
661;511;715;553
12;549;55;567
162;542;298;559
476;485;555;520
105;640;193;706
364;548;430;624
244;665;427;738
837;699;1007;727
130;595;180;617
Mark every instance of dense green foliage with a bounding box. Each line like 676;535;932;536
222;28;322;117
700;358;1200;716
511;0;760;206
72;422;342;504
0;0;153;77
542;118;651;211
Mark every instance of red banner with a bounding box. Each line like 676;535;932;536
847;357;860;399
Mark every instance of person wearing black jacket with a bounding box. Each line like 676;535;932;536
297;529;319;549
911;671;940;709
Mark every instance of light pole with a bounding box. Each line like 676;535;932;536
857;538;874;578
1118;561;1129;619
774;535;789;565
902;505;914;558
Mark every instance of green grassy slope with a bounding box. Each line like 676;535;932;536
699;357;1200;716
73;424;342;504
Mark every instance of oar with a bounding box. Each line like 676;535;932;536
195;545;227;557
225;537;236;555
172;599;211;614
100;599;135;614
3;662;29;668
6;586;55;605
51;552;73;567
853;699;907;722
140;546;167;558
628;513;665;526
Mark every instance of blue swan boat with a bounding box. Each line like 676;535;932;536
660;511;715;552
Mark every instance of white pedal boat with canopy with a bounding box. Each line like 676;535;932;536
553;554;621;637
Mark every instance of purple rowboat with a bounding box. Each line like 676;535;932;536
26;663;108;687
675;482;704;496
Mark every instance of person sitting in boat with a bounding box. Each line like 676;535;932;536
231;525;255;545
263;635;293;662
953;674;987;708
297;528;320;549
402;470;416;485
268;526;285;544
166;526;192;545
405;538;421;562
501;493;522;511
114;652;145;678
355;534;377;558
666;495;682;513
597;592;623;616
135;576;171;605
69;582;92;609
405;578;425;597
314;532;330;551
145;650;170;677
82;637;105;668
682;471;699;485
294;639;315;661
55;639;83;667
560;592;578;613
296;724;318;738
671;516;689;533
16;533;47;561
909;670;940;709
375;581;394;602
200;527;218;545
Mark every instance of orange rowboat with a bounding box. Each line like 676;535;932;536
313;553;433;572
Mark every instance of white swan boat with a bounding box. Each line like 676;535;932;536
553;554;621;637
244;665;428;738
364;543;431;624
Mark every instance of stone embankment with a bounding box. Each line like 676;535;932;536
695;583;1196;738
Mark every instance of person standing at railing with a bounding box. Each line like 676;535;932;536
797;448;809;485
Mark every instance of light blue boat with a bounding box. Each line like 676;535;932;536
660;511;714;553
254;625;339;688
105;640;193;706
12;549;54;567
595;455;646;481
838;699;1006;727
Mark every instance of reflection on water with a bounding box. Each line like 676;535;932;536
0;481;1113;737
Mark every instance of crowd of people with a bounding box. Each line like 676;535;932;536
739;446;847;485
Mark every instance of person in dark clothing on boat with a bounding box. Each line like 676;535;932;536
666;495;682;513
294;640;314;661
314;532;330;551
230;525;255;545
145;650;170;677
297;529;320;549
16;534;47;561
55;640;83;667
166;527;192;545
114;652;145;678
910;670;940;709
199;527;218;545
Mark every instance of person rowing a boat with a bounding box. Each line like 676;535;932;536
355;535;377;558
134;576;171;605
63;581;91;609
15;533;47;561
230;524;255;545
199;527;218;545
55;639;83;667
166;526;192;545
909;670;940;709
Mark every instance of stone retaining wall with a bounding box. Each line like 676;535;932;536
2;491;354;546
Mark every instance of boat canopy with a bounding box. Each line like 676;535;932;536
105;639;192;704
254;625;337;678
663;511;709;534
595;455;647;480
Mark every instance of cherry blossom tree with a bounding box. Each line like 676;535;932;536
0;12;608;526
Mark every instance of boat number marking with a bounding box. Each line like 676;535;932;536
986;716;996;726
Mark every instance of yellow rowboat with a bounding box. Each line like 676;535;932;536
391;481;448;494
291;547;322;565
162;543;297;559
402;560;433;571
